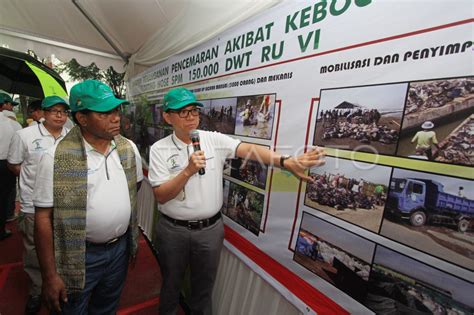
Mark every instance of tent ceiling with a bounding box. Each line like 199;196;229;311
0;0;280;75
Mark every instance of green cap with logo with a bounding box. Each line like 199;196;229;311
41;95;69;109
0;93;19;105
163;87;203;112
69;80;129;113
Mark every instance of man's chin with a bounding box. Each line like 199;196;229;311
109;129;121;137
185;124;198;130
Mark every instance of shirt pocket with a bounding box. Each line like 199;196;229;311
202;145;217;171
205;154;217;170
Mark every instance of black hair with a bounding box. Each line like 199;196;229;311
28;100;43;112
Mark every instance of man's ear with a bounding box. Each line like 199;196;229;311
163;111;172;125
75;111;88;127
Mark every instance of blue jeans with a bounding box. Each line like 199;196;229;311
58;235;129;314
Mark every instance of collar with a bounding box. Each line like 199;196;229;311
171;131;191;151
83;138;117;155
2;109;16;119
38;122;68;138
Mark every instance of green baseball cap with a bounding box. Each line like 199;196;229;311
41;95;69;109
163;87;203;112
69;80;129;113
0;93;19;105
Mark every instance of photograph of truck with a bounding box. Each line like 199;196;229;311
380;169;473;270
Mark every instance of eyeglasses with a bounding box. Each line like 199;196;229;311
169;108;200;118
44;109;70;116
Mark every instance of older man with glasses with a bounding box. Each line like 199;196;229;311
7;95;70;315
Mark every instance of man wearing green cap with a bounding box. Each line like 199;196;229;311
0;92;19;118
0;110;18;241
149;87;326;315
8;95;70;315
33;80;143;314
26;100;45;126
0;94;21;242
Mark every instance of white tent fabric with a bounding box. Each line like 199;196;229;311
0;0;280;77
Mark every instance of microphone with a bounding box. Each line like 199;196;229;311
190;130;205;175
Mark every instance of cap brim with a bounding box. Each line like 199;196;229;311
87;98;129;113
42;101;69;109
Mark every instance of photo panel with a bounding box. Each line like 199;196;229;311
380;168;474;271
294;212;375;304
208;98;237;134
235;94;276;140
224;144;270;190
197;100;212;131
223;159;231;176
397;77;474;165
314;83;407;155
304;156;391;233
365;246;473;314
223;181;265;236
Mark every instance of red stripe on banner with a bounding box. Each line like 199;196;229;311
117;296;160;315
225;225;349;315
263;167;275;233
305;98;319;152
273;100;283;151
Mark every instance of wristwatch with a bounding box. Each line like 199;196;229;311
280;155;291;168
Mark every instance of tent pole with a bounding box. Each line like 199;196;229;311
72;0;130;64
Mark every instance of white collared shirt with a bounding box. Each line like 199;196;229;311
0;112;16;159
33;137;143;243
8;123;69;214
148;130;240;220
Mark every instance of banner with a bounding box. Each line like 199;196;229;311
127;1;473;314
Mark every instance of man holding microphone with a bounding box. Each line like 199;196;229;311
149;87;326;315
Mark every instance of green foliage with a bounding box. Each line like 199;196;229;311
55;59;125;98
103;66;125;98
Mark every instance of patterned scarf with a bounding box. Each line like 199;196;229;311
53;126;138;292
